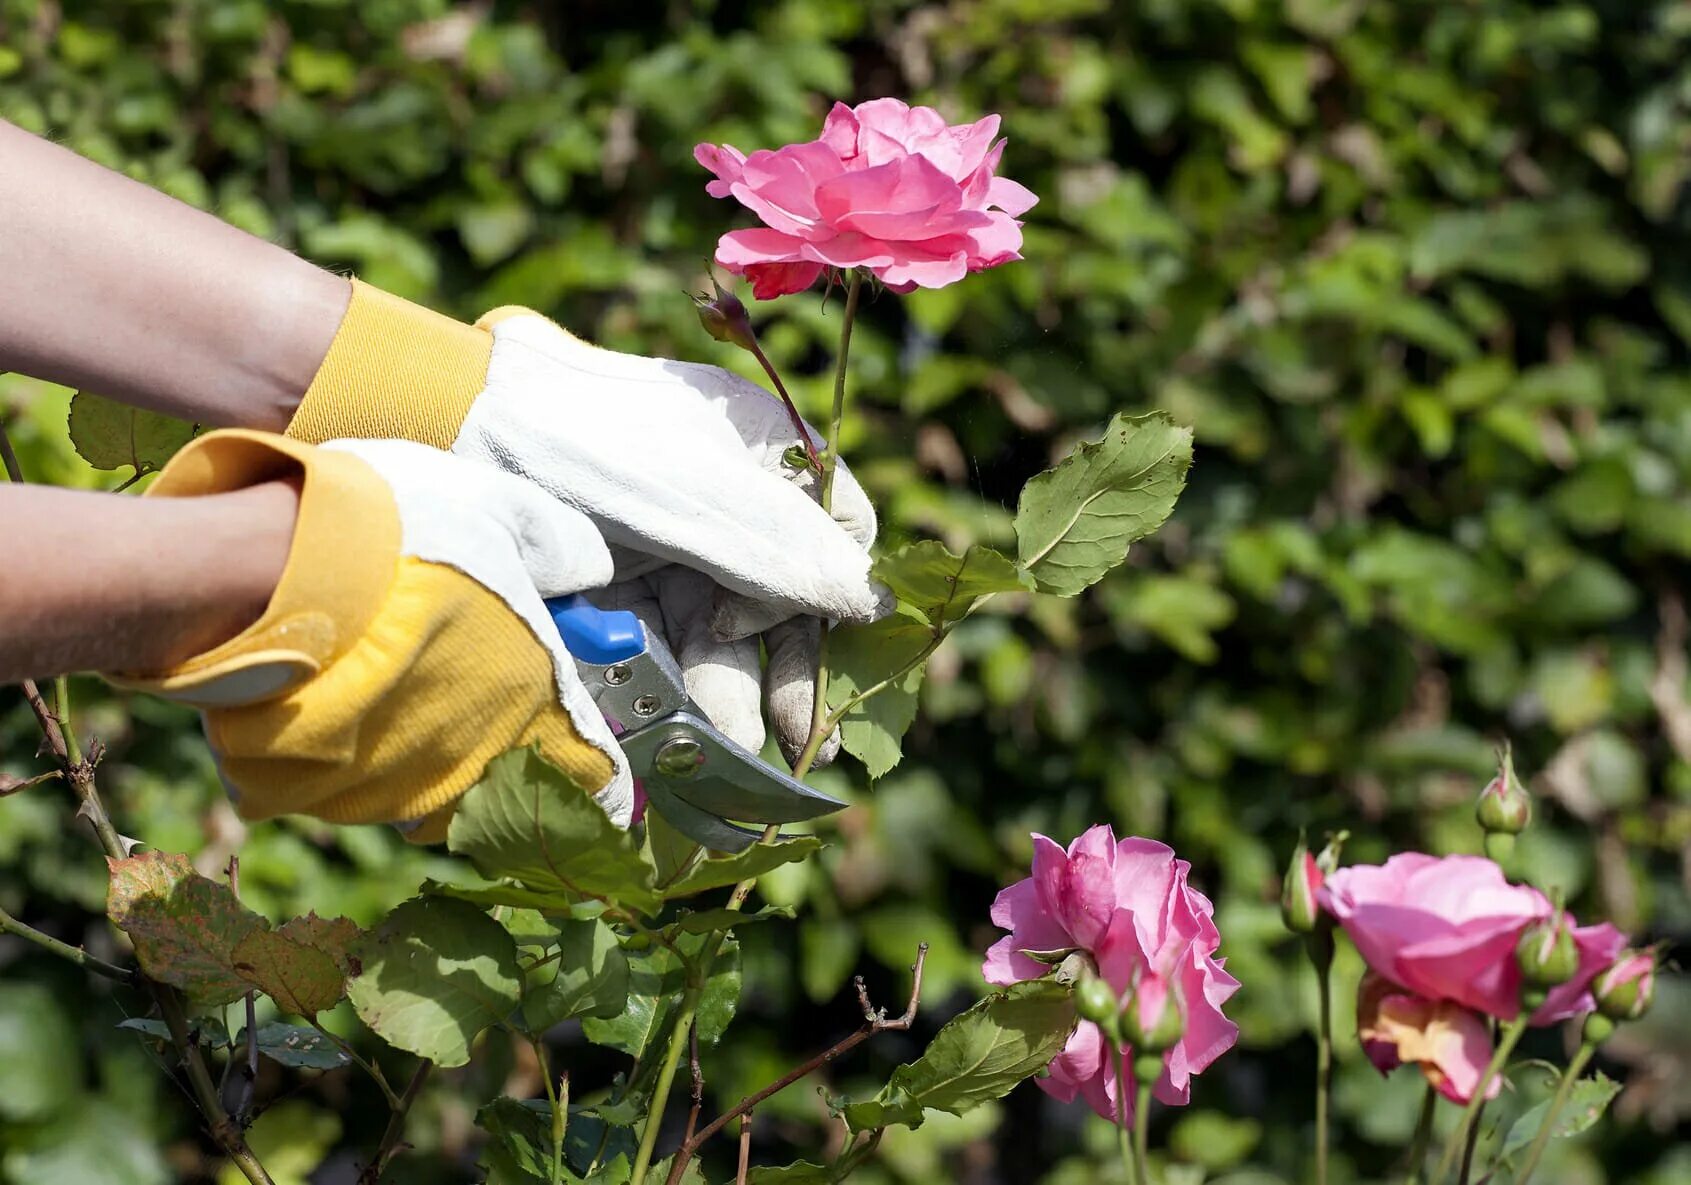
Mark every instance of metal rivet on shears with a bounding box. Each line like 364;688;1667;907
632;694;661;717
603;664;632;686
654;737;705;778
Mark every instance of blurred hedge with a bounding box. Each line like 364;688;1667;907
2;1;1689;1182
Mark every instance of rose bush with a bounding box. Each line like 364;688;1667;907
696;98;1036;298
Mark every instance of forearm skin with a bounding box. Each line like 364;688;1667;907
0;480;298;681
0;118;347;430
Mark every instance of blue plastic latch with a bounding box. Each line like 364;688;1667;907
545;594;646;665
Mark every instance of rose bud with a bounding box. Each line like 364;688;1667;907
1122;976;1184;1056
1075;974;1123;1040
1477;746;1532;861
1593;948;1657;1022
1282;836;1324;935
1517;913;1580;991
692;275;758;353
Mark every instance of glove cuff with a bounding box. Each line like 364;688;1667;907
110;429;400;705
286;279;492;448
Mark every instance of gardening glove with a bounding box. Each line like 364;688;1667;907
109;429;631;843
285;280;883;764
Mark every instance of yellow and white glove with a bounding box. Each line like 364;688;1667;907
112;429;631;842
286;281;883;764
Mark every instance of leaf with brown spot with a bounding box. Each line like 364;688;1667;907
231;928;347;1016
106;852;267;1005
277;913;363;977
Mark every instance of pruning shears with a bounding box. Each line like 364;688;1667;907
544;594;845;852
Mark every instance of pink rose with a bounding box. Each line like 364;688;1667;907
1320;853;1625;1024
1356;972;1500;1105
982;825;1239;1126
696;98;1037;298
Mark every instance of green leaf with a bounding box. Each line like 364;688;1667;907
662;904;793;935
0;984;78;1121
67;391;196;476
476;1097;558;1183
661;837;821;898
449;747;661;916
118;1016;231;1048
826;607;937;779
246;1023;352;1070
106;851;267;1005
1500;1072;1623;1161
1014;411;1193;596
422;878;581;913
873;540;1032;627
520;918;630;1032
645;810;703;891
842;980;1076;1132
347;896;523;1067
580;934;741;1060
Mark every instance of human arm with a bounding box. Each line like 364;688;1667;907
0;479;297;682
0;117;346;430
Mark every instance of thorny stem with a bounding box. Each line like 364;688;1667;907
745;339;821;473
1457;1095;1485;1185
631;980;703;1185
662;945;928;1185
636;271;870;1185
1;416;275;1185
537;1050;567;1185
1515;1040;1598;1185
358;1060;434;1185
684;1027;704;1146
0;901;135;982
1404;1085;1437;1184
224;857;260;1126
1433;1013;1529;1184
736;1111;753;1185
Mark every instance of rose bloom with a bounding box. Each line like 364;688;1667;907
983;826;1239;1126
1357;972;1500;1104
1321;853;1625;1024
696;98;1036;298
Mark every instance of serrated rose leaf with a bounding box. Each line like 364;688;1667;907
873;541;1032;627
518;917;630;1033
248;1023;351;1070
106;852;267;1005
231;928;346;1016
661;837;821;899
1015;411;1193;596
448;747;661;916
67;391;196;475
347;897;522;1067
826;607;937;779
842;980;1076;1132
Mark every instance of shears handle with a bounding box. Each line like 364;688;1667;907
545;594;646;665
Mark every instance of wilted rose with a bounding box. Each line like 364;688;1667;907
1356;972;1500;1105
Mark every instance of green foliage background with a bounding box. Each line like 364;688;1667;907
2;0;1689;1181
